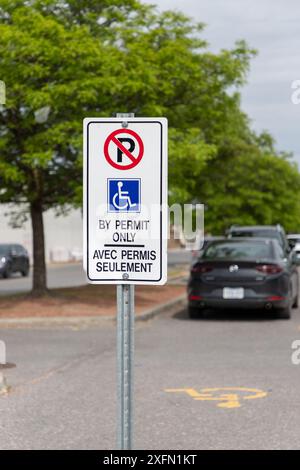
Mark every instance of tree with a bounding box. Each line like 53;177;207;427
196;136;300;234
0;5;126;294
0;1;256;295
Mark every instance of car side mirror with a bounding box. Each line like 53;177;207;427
10;249;17;257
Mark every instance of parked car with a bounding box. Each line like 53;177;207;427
188;238;299;319
190;236;223;264
287;234;300;252
287;234;300;263
0;244;30;278
227;224;289;253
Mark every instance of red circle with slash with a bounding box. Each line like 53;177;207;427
104;129;144;170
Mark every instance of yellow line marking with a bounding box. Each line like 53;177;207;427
165;388;203;398
165;387;268;409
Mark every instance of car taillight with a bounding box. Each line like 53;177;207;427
267;295;284;301
189;295;203;301
256;264;282;274
192;264;213;273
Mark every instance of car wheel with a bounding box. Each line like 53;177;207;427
3;266;11;279
276;297;292;319
276;307;291;319
276;284;293;319
292;292;299;308
188;306;204;319
21;266;29;277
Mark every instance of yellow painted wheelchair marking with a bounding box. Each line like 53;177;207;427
165;387;268;409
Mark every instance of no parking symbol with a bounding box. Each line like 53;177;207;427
104;128;144;170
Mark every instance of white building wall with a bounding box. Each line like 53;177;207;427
0;204;83;263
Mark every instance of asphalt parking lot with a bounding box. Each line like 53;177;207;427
1;304;299;450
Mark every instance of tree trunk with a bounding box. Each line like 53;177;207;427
30;201;47;296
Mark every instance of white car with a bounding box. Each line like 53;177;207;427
287;234;300;260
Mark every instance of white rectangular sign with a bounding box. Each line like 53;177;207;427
83;117;168;284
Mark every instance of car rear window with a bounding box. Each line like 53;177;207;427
230;230;284;245
230;229;279;240
203;241;273;260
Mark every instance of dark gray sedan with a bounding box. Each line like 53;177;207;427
188;238;299;319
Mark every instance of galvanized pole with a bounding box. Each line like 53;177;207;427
116;113;135;450
117;284;135;449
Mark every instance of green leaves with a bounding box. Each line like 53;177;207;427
0;4;120;209
168;128;216;204
197;142;300;234
0;0;299;233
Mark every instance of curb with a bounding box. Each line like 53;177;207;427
0;294;187;328
136;294;186;322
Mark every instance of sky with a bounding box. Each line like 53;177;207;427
143;0;300;163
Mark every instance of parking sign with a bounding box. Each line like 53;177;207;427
83;117;168;284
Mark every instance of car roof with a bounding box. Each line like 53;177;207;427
0;243;23;248
229;225;282;232
204;236;223;240
205;237;276;244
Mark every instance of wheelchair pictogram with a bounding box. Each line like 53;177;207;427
108;179;141;213
165;387;268;409
113;182;136;210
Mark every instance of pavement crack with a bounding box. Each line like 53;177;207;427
2;346;112;397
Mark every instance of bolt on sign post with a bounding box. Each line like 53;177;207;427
83;114;168;449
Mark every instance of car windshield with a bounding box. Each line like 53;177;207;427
203;241;272;260
288;237;300;243
0;245;10;255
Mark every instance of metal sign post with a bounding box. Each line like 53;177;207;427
116;113;135;450
83;112;167;451
117;283;134;449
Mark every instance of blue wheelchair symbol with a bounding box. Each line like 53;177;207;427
108;179;141;213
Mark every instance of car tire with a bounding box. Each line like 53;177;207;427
3;266;11;279
21;266;29;277
276;284;293;319
276;303;292;320
188;306;204;319
292;292;299;308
